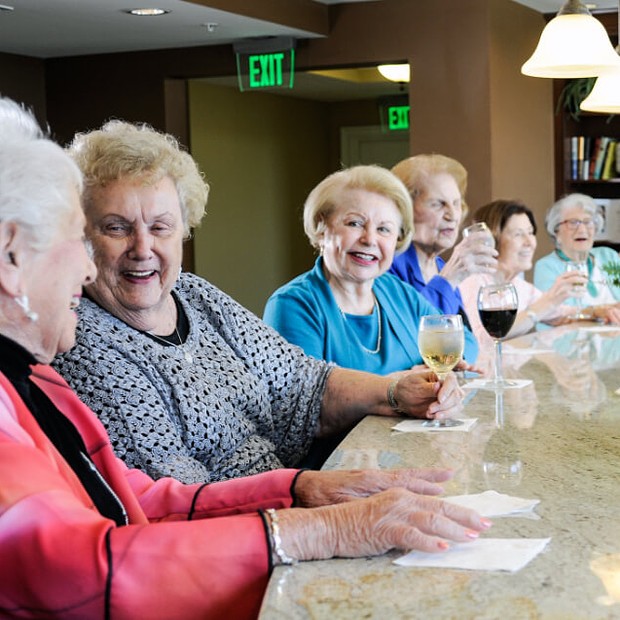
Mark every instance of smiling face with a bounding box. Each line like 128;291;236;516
25;187;97;362
555;204;596;260
84;175;185;330
497;213;537;280
319;188;402;288
412;172;462;256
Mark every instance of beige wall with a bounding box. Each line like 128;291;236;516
489;1;555;263
188;81;329;315
29;0;554;308
188;0;554;311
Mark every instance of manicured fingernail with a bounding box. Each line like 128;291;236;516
437;541;449;550
465;530;480;539
481;518;493;529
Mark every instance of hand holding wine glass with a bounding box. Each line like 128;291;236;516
477;283;518;389
418;314;465;427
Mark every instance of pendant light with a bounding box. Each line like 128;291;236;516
521;0;620;78
580;2;620;113
377;64;410;83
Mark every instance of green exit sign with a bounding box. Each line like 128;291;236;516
387;105;410;131
234;37;295;92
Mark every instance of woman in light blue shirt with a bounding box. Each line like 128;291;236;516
534;193;620;324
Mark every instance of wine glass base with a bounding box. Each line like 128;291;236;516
422;418;465;428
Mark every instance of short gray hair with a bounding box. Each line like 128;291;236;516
0;97;83;251
544;193;604;242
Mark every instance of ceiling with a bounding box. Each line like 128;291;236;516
0;0;616;60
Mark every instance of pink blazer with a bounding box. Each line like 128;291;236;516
0;365;298;619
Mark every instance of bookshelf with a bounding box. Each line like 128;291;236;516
553;11;620;249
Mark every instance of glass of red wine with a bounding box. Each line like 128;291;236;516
477;283;518;389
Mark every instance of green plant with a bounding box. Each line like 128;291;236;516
556;78;596;121
602;261;620;287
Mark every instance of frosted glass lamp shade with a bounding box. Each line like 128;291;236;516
377;64;410;83
521;14;620;78
580;68;620;113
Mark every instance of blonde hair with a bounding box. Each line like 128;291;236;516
391;153;468;219
303;165;413;253
68;120;209;238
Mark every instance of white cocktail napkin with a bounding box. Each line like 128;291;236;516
394;537;551;572
392;418;477;433
462;378;532;390
443;490;539;517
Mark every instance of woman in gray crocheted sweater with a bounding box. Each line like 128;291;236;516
53;120;465;484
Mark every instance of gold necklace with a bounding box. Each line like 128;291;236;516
340;298;382;355
146;327;193;363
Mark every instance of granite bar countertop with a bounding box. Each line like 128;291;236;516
259;323;620;619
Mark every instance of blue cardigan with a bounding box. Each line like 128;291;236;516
263;257;478;375
389;244;465;315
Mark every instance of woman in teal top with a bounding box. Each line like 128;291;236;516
263;165;479;375
534;193;620;324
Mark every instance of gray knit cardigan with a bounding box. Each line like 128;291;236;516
53;272;331;483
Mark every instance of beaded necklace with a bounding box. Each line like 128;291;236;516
340;298;382;355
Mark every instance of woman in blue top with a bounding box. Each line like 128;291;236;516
534;193;620;324
264;165;479;375
388;154;498;318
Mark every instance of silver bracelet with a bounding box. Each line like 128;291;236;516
265;508;297;566
526;309;538;325
387;379;402;412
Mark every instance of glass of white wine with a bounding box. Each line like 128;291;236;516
566;251;589;320
462;222;495;248
418;314;465;428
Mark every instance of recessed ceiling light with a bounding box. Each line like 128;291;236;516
0;5;15;11
126;8;170;16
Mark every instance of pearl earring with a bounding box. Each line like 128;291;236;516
15;295;39;322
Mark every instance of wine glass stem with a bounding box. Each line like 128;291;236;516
494;339;504;385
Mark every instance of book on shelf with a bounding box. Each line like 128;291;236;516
568;135;618;181
601;139;617;181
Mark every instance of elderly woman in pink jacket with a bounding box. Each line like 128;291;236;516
0;97;490;619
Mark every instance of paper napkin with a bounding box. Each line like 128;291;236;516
394;537;550;572
443;490;539;517
462;378;532;390
392;418;477;433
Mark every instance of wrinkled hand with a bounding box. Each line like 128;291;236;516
394;371;464;421
278;488;492;561
439;235;498;287
294;468;454;508
597;304;620;325
541;271;588;311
